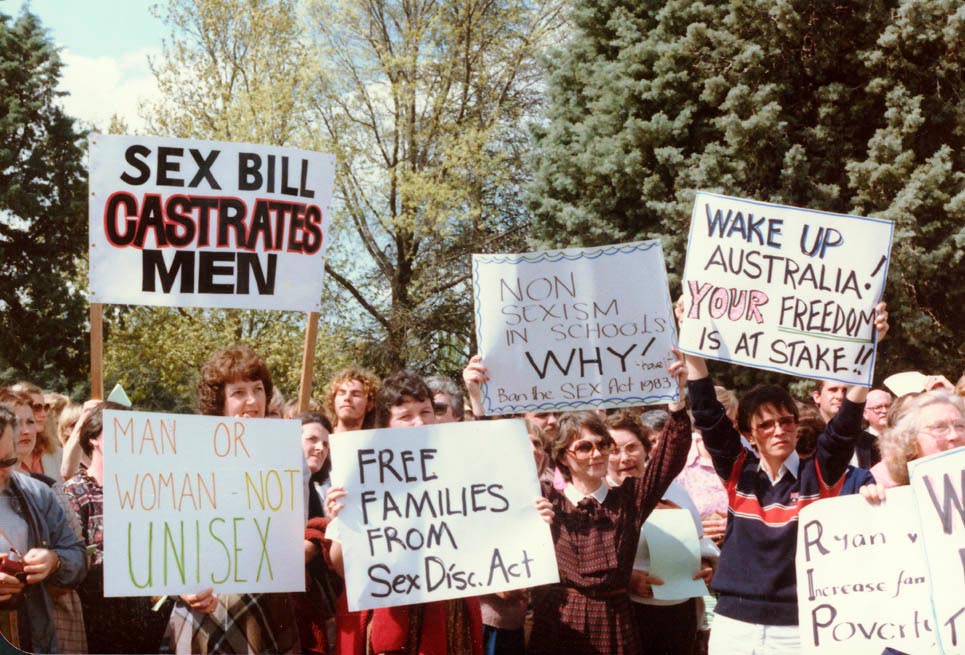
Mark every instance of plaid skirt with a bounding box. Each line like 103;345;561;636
528;585;639;655
164;593;299;654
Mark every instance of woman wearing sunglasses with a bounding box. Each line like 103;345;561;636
527;354;692;655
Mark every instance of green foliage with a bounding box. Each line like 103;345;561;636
0;9;89;394
529;0;964;387
306;0;566;377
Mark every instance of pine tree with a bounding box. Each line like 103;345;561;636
0;9;88;392
529;0;963;385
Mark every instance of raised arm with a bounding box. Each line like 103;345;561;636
630;351;692;528
462;354;489;418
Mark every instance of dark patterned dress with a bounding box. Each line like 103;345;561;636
528;409;692;655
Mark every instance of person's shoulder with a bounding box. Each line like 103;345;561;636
13;470;56;498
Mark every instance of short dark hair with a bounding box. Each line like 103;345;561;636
79;401;129;457
298;411;333;433
197;346;273;416
375;370;431;428
737;385;799;434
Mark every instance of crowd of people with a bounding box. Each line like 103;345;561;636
0;301;963;654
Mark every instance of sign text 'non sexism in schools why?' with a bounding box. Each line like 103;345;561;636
89;134;335;312
102;411;305;596
679;192;893;386
329;420;558;611
472;241;678;414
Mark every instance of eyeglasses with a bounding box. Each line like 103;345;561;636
921;421;965;438
866;405;890;413
567;437;614;459
0;457;18;468
610;442;645;457
752;416;797;434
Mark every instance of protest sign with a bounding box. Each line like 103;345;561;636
679;192;893;386
910;447;965;655
472;241;678;414
89;134;335;312
329;419;559;611
796;490;935;654
102;411;305;596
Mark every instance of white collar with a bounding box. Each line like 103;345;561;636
757;450;800;484
564;481;609;506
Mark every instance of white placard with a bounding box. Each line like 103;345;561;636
910;447;965;655
796;490;936;654
89;133;335;311
102;411;306;596
472;241;678;414
679;192;893;386
329;419;559;611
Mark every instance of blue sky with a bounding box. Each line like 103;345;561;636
6;0;163;130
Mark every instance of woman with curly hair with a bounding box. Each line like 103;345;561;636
870;390;964;488
164;345;300;654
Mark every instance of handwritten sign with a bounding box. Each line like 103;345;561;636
796;490;936;654
910;447;965;655
89;134;335;311
102;411;305;596
329;419;559;611
472;241;678;414
679;192;893;386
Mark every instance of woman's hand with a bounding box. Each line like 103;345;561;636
180;588;218;614
462;355;489;417
860;482;887;505
23;548;59;584
667;349;687;412
693;560;714;585
702;512;727;546
325;486;346;518
873;301;889;341
535;497;554;525
0;570;24;602
630;569;664;599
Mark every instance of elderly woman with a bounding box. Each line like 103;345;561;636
870;390;964;488
165;345;299;654
606;412;712;655
528;360;692;655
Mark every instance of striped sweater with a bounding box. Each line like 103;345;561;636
687;377;862;626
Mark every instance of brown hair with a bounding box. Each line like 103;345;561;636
79;401;129;457
548;411;609;482
197;346;273;416
605;412;653;458
9;382;55;456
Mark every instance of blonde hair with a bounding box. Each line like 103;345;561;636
58;403;83;447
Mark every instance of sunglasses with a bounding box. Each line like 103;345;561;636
31;403;50;412
752;416;797;434
0;456;18;468
567;437;615;459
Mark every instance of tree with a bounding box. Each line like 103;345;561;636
528;0;963;387
306;0;565;376
0;9;89;393
103;0;351;410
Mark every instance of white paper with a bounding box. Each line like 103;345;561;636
329;419;559;611
472;241;678;414
102;411;306;596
